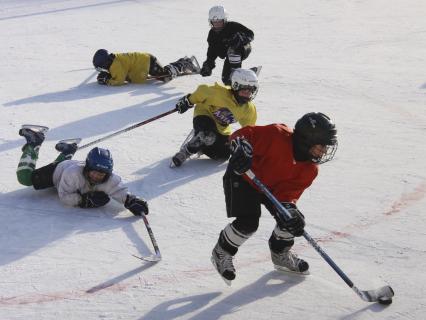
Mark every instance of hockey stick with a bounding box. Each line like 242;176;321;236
77;108;178;151
132;212;162;262
245;169;394;304
146;72;200;81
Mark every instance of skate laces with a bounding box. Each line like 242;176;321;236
214;245;235;272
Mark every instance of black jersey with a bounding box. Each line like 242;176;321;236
205;21;254;67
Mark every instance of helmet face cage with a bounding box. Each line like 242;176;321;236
231;69;259;104
311;143;338;164
208;6;227;29
294;112;338;164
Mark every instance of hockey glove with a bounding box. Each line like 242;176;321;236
125;194;149;216
79;191;110;208
200;61;213;77
175;94;194;114
97;71;111;85
227;32;252;50
229;137;253;175
276;202;305;237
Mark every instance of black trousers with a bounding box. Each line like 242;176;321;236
222;43;252;85
192;116;231;160
148;55;169;77
223;168;279;231
31;162;59;190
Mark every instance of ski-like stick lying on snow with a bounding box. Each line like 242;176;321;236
76;108;178;151
245;169;394;304
132;212;162;262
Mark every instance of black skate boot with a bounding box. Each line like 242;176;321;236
163;56;201;82
55;138;81;160
270;248;309;274
171;145;192;167
170;130;215;167
19;125;48;150
211;242;236;285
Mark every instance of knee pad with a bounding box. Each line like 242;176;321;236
227;48;242;66
193;116;217;133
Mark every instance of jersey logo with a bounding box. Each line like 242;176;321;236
212;108;236;126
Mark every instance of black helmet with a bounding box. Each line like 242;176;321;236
83;147;113;184
92;49;115;71
293;112;338;164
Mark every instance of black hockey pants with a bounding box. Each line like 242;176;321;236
190;116;231;160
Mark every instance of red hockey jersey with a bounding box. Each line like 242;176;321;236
231;123;318;203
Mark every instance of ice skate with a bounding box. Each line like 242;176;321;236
19;124;48;148
55;138;81;159
271;249;309;275
211;243;236;286
187;56;201;74
170;146;192;168
250;65;262;76
164;56;201;82
170;130;214;167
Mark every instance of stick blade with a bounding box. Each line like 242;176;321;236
358;285;394;302
132;253;162;263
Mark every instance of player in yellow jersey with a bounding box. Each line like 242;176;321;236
171;68;258;167
92;49;200;85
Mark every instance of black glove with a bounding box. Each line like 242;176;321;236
97;71;111;85
79;191;110;208
125;194;149;216
175;94;194;114
227;32;252;49
200;61;213;77
229;137;253;175
276;202;305;237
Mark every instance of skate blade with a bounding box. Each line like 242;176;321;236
210;256;233;286
189;55;201;73
274;264;310;276
21;124;49;133
57;138;82;145
250;65;262;76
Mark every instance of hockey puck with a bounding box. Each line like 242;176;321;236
378;297;393;305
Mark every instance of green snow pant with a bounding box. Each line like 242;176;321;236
16;144;66;188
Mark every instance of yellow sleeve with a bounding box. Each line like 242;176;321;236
238;102;257;127
106;54;128;86
107;61;127;86
188;84;209;105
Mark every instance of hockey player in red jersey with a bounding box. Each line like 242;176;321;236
211;112;338;284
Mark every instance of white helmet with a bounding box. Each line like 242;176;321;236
208;6;228;25
231;68;259;104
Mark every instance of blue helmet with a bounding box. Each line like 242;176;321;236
84;147;113;182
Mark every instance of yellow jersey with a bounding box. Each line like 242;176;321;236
189;82;257;135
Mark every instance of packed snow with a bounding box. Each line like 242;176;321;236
1;0;425;319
